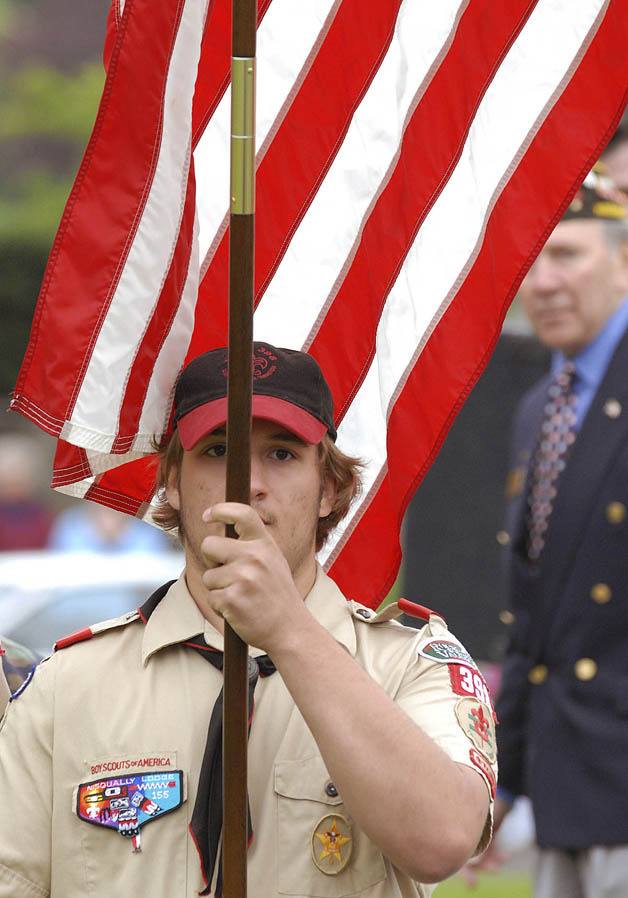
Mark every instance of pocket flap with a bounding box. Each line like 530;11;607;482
274;757;342;805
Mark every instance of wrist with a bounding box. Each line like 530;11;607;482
267;609;329;666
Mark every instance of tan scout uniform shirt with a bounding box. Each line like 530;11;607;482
0;567;496;898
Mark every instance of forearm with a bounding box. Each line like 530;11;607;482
272;615;488;881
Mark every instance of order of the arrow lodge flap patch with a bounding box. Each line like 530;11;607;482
76;771;184;843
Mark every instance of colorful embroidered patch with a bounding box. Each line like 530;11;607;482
311;814;353;875
449;664;492;706
469;748;496;800
77;771;183;849
454;698;496;763
418;640;476;667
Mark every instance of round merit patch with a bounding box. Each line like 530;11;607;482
312;814;353;875
418;640;476;667
454;697;497;763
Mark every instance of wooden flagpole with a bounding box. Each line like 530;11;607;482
223;0;256;895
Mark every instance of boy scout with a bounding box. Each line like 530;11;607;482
0;344;496;897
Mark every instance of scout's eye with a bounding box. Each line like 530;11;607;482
205;443;227;457
270;447;294;461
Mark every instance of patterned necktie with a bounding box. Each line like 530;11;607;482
139;583;276;898
526;362;577;562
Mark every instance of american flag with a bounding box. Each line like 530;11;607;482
11;0;627;606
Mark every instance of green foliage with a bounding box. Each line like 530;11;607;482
0;169;73;245
0;62;104;142
0;241;48;394
0;62;104;246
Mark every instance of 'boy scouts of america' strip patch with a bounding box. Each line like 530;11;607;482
418;639;476;668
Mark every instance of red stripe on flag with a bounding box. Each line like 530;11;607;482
51;441;92;488
307;0;539;418
11;0;186;435
187;0;404;361
328;0;627;606
191;0;273;145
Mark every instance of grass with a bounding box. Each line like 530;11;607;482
433;873;531;897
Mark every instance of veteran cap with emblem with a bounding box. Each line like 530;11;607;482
563;164;627;222
174;342;337;448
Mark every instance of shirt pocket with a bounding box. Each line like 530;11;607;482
274;757;386;897
72;751;188;897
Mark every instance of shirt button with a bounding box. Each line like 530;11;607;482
590;583;612;604
606;502;626;524
603;398;622;419
574;658;597;681
499;610;515;625
325;782;338;798
528;665;548;685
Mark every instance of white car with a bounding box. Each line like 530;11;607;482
0;550;185;657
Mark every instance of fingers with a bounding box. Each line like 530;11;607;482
203;502;267;541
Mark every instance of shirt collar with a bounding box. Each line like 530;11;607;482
552;296;628;389
141;565;356;665
304;564;357;656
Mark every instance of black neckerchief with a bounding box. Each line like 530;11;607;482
140;582;276;896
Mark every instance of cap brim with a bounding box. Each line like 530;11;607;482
177;395;328;449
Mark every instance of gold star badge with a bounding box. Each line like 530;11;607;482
311;815;353;875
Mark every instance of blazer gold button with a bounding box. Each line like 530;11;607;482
528;665;548;685
603;398;622;419
606;502;626;524
590;583;612;604
496;530;511;546
499;610;515;625
574;658;597;681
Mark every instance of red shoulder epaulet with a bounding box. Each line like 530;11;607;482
54;610;141;652
397;597;444;624
54;627;94;651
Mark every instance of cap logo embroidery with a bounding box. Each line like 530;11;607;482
253;345;278;379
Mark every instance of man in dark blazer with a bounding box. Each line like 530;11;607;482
488;171;628;897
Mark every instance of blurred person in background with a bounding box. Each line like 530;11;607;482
602;113;628;193
48;501;172;553
0;432;54;551
473;168;628;897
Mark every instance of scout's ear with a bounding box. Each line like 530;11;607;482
318;473;336;520
165;468;181;512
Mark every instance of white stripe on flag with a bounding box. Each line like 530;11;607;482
62;0;209;449
194;0;340;269
134;207;200;450
253;0;468;349
319;0;607;565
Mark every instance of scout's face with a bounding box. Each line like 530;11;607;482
165;418;334;585
520;219;628;356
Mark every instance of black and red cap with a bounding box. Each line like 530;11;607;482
174;342;337;449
